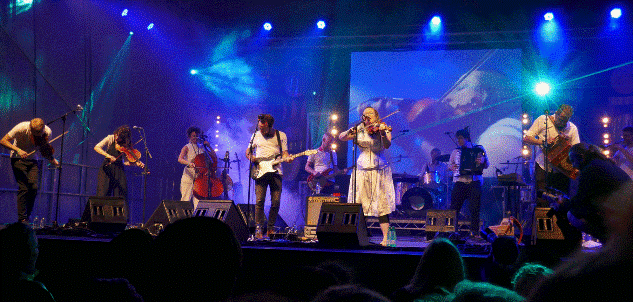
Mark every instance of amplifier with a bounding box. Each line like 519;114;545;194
306;196;346;226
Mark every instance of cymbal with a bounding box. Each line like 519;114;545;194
435;154;450;162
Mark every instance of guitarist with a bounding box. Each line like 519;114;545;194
245;114;292;239
305;132;339;195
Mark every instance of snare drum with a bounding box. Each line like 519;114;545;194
422;171;441;185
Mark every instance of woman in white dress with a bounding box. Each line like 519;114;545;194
177;126;217;210
339;107;395;246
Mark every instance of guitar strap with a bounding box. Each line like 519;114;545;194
328;149;334;168
276;129;282;155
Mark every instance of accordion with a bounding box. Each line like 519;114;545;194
546;135;579;180
459;146;485;176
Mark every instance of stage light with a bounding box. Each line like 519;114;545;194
129;31;134;35
122;9;128;17
190;69;198;75
604;133;610;139
330;129;338;136
603;149;610;156
215;134;219;138
216;130;219;133
611;8;622;19
147;23;154;30
544;12;554;21
331;114;338;121
602;117;610;124
217;116;221;119
522;118;529;125
317;20;326;29
522;113;528;119
523;129;528;134
331;143;337;150
216;121;220;124
263;22;272;31
522;148;530;156
431;16;441;26
534;82;551;96
604;139;610;145
214;148;219;152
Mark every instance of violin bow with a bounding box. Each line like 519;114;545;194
26;131;69;157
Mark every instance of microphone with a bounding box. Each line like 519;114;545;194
444;131;453;135
75;104;83;112
132;126;143;129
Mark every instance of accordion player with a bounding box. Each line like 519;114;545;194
458;145;487;176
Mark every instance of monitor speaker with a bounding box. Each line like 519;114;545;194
195;200;249;243
316;203;369;247
82;196;128;233
144;200;194;235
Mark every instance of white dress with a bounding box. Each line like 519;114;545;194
348;125;396;217
180;143;206;208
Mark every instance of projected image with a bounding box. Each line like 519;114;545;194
349;49;523;178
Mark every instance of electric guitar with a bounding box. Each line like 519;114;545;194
250;150;318;179
307;166;354;192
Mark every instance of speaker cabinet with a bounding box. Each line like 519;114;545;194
316;203;369;247
235;203;288;230
195;200;249;243
534;207;564;240
82;196;128;233
145;200;194;235
306;196;346;226
425;210;457;240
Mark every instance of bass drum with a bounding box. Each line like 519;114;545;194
400;187;439;218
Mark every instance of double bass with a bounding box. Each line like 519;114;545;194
192;146;223;199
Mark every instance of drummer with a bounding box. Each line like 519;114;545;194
419;148;450;187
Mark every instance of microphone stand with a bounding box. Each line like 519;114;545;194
542;110;551;196
246;128;258;237
136;127;152;225
46;106;82;227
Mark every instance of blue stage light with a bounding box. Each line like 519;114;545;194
431;16;441;26
544;12;554;21
263;22;272;31
534;82;551;96
147;23;154;30
317;20;326;29
122;9;128;17
129;31;133;35
190;69;198;75
611;8;622;19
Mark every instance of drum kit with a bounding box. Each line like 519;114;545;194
393;154;451;218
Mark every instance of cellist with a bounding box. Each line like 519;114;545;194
177;126;218;209
1;118;60;223
94;125;145;215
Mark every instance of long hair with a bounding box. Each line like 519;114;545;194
114;125;131;146
408;238;466;295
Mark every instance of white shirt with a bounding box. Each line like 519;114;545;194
524;114;580;171
7;121;53;160
448;143;487;184
614;145;633;179
247;130;288;175
307;149;337;174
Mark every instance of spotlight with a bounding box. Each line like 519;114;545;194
214;148;219;152
604;139;610;145
122;9;128;17
544;12;554;21
217;116;221;119
522;113;528;119
147;23;154;30
129;31;134;35
330;129;338;136
216;130;219;133
602;117;610;124
522;118;529;125
190;69;198;75
603;150;610;156
603;133;610;139
611;8;622;19
263;22;272;31
216;121;220;124
317;20;326;29
215;135;219;138
431;16;441;26
522;148;530;156
331;143;337;150
331;114;338;121
534;82;551;96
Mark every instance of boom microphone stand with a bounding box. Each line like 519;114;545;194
135;127;152;224
47;104;83;226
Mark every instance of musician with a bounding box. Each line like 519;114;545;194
612;126;633;179
305;132;339;195
448;128;489;237
245;114;292;239
523;104;580;201
1;118;60;223
94;126;144;211
420;148;449;186
178;126;217;209
339;107;395;246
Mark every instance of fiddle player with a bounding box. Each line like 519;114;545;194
339;107;395;246
612;126;633;179
522;104;580;203
177;126;217;209
1;118;60;223
94;125;144;214
448;128;488;238
305;132;339;195
246;114;292;239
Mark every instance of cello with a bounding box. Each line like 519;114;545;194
192;147;223;199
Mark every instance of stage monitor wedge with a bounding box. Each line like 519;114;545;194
316;202;369;247
145;200;194;235
82;196;128;233
196;200;249;243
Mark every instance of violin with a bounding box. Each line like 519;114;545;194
366;122;392;135
115;143;142;163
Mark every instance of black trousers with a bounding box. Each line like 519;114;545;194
11;158;42;222
254;173;282;230
450;181;482;234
